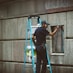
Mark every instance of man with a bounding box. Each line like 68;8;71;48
32;21;59;73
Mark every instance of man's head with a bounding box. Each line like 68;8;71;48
41;21;50;28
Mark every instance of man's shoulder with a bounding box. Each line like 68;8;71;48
36;27;41;30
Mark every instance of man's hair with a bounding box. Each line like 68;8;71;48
41;21;50;25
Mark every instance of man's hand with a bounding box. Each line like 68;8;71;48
49;25;59;36
32;35;36;46
56;25;59;29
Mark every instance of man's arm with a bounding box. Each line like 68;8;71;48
32;35;36;46
49;26;59;36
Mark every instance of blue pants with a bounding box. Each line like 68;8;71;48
36;45;47;73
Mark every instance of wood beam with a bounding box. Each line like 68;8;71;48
46;6;73;14
0;60;73;67
0;6;73;20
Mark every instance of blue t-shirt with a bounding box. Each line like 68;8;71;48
34;27;49;46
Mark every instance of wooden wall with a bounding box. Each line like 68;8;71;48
0;11;73;64
0;0;73;73
0;0;73;19
0;11;73;73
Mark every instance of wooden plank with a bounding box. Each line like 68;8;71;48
1;62;73;73
2;41;24;61
0;41;3;60
2;41;13;60
51;56;64;64
2;62;15;73
64;39;73;64
66;11;73;37
0;22;3;62
12;40;24;61
2;19;18;39
0;6;7;19
47;13;58;26
1;40;34;62
0;20;2;39
17;17;27;38
45;0;70;9
68;39;73;64
1;17;32;39
52;66;73;73
40;15;48;21
0;62;3;73
2;62;6;73
47;12;66;25
34;0;45;13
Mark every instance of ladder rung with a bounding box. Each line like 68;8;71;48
31;26;38;28
47;65;50;67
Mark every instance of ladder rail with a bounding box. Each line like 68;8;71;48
29;18;36;73
23;19;29;73
23;16;52;73
45;44;52;73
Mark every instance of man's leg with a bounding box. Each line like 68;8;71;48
36;46;42;73
41;59;47;73
36;55;41;73
41;49;47;73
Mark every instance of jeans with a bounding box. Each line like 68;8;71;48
36;44;47;73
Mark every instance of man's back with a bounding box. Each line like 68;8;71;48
34;27;49;46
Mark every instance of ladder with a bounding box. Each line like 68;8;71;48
23;15;52;73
